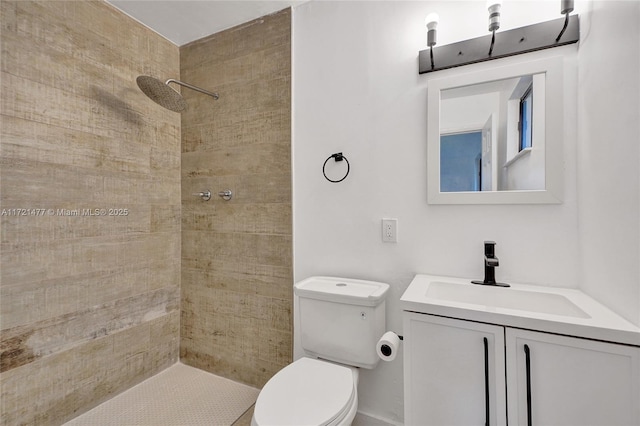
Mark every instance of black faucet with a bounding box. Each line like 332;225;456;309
471;241;510;287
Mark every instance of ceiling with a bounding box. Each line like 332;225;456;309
106;0;305;46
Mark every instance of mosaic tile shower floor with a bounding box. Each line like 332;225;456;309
64;363;258;426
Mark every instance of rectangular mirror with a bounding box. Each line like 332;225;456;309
427;56;564;204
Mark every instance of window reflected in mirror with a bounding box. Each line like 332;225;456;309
519;84;533;151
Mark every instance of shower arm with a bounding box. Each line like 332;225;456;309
165;79;219;100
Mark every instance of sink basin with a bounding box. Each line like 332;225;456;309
426;281;590;318
401;274;640;346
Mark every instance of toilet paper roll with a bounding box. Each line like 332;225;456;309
376;331;400;362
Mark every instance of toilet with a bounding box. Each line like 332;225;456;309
252;276;390;426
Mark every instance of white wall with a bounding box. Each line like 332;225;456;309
441;92;499;133
577;0;640;328
292;1;638;423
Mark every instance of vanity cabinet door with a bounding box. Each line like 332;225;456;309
403;312;507;426
506;328;640;426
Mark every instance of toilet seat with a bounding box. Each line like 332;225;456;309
253;357;357;426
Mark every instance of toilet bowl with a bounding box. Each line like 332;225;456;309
252;357;359;426
251;276;390;426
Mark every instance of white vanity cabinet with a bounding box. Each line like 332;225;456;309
506;328;640;426
403;312;507;425
403;312;640;426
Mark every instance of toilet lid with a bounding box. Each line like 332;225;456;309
254;358;356;426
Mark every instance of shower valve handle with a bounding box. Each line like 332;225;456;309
218;190;233;201
193;190;212;201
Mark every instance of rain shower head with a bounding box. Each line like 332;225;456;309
136;76;219;112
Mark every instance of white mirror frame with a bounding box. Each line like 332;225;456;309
427;56;564;204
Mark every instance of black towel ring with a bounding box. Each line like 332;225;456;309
323;152;350;183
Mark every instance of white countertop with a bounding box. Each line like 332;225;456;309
401;274;640;346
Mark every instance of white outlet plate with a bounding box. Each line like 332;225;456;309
382;218;397;243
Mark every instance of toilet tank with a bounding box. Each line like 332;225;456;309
294;276;390;369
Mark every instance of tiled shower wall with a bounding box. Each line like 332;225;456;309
180;9;293;387
0;2;181;424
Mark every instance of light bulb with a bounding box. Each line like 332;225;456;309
425;13;439;31
487;0;503;13
425;13;439;47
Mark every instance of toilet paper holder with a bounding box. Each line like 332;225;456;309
379;333;403;357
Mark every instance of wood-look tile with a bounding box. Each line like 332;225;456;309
182;202;291;235
182;109;290;153
0;264;168;330
182;173;291;205
181;144;291;178
0;286;179;372
0;1;181;423
180;8;292;388
2;233;180;284
0;313;178;426
182;231;291;269
182;262;292;300
1;115;152;176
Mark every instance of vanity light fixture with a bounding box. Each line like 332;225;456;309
418;0;579;74
425;13;439;70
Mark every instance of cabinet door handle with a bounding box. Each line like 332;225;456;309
483;337;490;426
524;344;532;426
